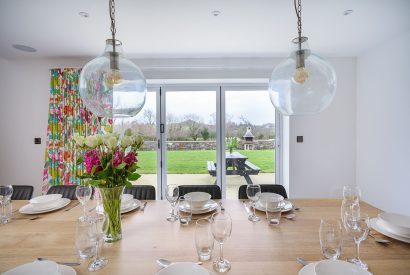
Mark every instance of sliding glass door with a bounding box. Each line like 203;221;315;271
222;87;277;199
145;84;278;199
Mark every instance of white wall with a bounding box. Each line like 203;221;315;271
0;57;357;198
357;32;410;216
288;58;357;198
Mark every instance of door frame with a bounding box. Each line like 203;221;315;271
147;82;281;199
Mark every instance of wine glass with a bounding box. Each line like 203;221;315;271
319;219;343;260
165;184;179;222
88;212;108;271
246;184;261;222
76;185;92;221
0;185;13;224
343;212;370;270
341;185;361;223
211;212;232;273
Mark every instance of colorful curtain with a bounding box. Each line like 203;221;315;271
42;68;101;193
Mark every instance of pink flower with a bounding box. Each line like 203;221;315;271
124;152;137;168
113;150;123;167
84;149;101;174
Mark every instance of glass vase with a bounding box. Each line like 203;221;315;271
99;186;124;242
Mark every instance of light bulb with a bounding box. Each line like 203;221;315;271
293;67;309;84
104;69;122;87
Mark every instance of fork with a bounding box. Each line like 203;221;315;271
140;201;148;212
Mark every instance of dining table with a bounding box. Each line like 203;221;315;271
1;199;410;274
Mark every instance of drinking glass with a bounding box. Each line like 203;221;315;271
343;212;370;270
88;212;108;271
246;184;261;222
0;185;13;224
75;218;96;259
319;219;343;260
165;184;179;222
211;212;232;273
76;185;92;221
195;219;214;261
341;185;361;224
265;197;283;226
178;195;192;225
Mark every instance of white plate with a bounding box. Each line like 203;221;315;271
370;218;410;243
58;264;77;275
4;260;59;275
254;200;293;213
30;194;62;205
315;260;373;275
378;212;410;236
298;262;317;275
19;198;71;215
156;262;213;275
179;200;218;214
96;199;141;214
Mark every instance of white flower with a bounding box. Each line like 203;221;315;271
85;135;98;148
94;134;103;146
107;136;118;149
72;133;85;147
124;128;133;136
121;135;133;148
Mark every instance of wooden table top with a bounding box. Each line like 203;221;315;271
1;199;409;275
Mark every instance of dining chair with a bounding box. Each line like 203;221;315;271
47;185;77;200
123;185;156;200
238;184;288;199
11;185;34;200
178;185;222;200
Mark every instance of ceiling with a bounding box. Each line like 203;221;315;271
0;0;409;60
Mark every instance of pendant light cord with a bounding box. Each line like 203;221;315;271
109;0;117;53
294;0;302;50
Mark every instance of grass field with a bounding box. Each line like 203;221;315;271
136;150;275;174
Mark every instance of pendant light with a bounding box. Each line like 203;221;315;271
79;0;146;118
269;0;337;116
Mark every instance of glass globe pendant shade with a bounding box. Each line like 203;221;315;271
79;39;147;118
269;37;337;115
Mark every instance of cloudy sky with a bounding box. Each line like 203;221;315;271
128;90;276;125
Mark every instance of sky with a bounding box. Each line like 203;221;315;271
124;90;276;125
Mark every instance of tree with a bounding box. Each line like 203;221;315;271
185;114;202;141
143;109;155;125
200;127;210;140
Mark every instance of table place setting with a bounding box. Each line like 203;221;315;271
18;194;71;215
370;212;410;243
2;259;77;275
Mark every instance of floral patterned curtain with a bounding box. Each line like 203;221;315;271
42;68;101;193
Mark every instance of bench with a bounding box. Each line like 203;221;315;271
206;160;260;184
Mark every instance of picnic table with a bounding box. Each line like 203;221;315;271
207;152;260;184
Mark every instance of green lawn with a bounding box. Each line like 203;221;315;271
136;150;275;174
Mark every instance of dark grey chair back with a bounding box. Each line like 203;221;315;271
11;185;34;200
47;185;77;200
178;185;221;200
238;184;288;199
123;185;156;200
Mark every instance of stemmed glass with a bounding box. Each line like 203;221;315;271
88;212;108;271
341;185;361;224
76;185;93;221
211;212;232;273
319;219;343;260
0;185;13;224
343;212;370;270
165;184;179;222
246;184;261;222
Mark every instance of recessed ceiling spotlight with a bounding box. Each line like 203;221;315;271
343;9;353;16
79;11;90;18
12;44;37;53
211;10;221;17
